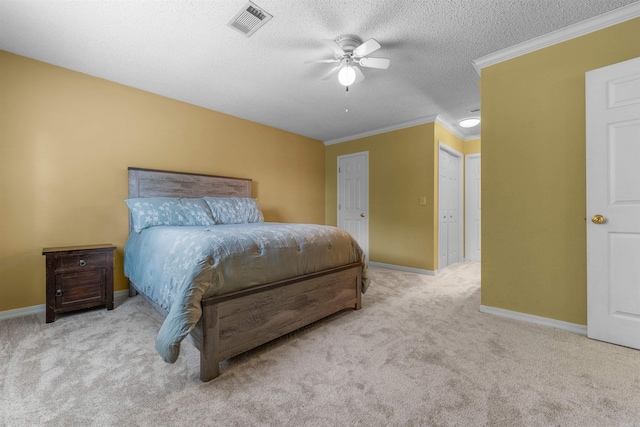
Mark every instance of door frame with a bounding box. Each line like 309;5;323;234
337;151;369;256
438;142;464;268
465;153;481;262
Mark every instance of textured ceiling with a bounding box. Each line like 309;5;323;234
0;0;637;143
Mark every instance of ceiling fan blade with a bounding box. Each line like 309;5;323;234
353;38;381;57
323;39;345;56
305;59;340;64
352;66;365;85
358;57;390;69
321;65;341;80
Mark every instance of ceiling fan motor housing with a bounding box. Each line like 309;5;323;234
334;35;363;54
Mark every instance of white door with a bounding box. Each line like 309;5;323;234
438;144;462;269
465;154;481;262
338;152;369;256
438;148;450;269
586;57;640;350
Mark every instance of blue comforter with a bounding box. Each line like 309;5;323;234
124;223;369;363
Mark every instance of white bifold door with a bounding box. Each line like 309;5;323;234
586;57;640;350
438;144;463;269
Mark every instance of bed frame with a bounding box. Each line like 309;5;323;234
128;167;363;381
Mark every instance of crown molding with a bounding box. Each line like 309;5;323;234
323;114;438;145
322;114;480;145
435;116;466;140
472;2;640;74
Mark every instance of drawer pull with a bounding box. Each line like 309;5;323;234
55;289;63;297
79;259;87;267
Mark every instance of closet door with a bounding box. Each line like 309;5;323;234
438;144;462;269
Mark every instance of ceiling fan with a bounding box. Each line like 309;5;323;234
307;35;391;87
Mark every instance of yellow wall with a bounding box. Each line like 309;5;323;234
480;18;640;325
464;138;481;155
435;122;464;154
0;51;325;312
325;121;465;271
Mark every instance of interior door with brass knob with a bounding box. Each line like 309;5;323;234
586;57;640;350
337;152;369;256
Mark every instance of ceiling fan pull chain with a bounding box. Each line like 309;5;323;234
345;86;349;113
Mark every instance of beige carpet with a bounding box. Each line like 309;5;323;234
1;262;639;426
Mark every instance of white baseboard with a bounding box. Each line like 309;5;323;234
479;305;587;335
0;290;130;321
369;261;438;276
0;303;46;321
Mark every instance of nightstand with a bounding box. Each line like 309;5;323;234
43;244;116;323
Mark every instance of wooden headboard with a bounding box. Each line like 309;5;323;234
128;167;253;233
128;167;252;199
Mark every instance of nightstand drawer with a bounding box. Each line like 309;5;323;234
56;269;106;310
55;252;108;271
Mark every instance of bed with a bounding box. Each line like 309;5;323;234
124;167;369;381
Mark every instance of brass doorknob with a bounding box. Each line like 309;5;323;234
360;213;366;218
591;214;606;224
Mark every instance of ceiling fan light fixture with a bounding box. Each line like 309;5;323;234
459;117;480;128
338;65;356;86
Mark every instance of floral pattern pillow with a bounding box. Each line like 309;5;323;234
125;198;188;232
203;197;264;224
179;198;215;226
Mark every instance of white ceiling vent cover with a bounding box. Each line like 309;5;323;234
227;2;273;37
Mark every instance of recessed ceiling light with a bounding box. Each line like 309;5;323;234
459;118;480;128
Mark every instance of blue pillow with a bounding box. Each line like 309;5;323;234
125;198;188;232
203;197;264;224
179;198;215;226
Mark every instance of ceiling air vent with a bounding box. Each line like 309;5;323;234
227;2;273;37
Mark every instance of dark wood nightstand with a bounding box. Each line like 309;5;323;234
43;244;116;323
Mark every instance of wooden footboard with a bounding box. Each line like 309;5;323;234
190;262;363;381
